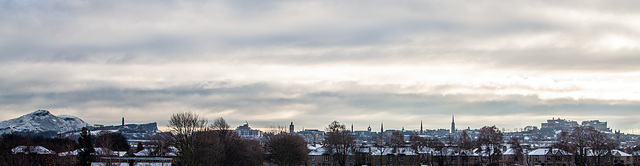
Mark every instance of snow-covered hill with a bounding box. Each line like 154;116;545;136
0;110;89;135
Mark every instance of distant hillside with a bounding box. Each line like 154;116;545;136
0;110;89;137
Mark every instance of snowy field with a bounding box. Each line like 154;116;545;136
91;162;171;166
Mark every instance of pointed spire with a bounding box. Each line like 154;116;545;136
420;120;423;134
451;114;456;134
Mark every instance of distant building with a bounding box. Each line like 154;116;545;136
420;120;423;134
451;115;456;134
541;117;578;132
289;122;294;134
581;120;612;132
523;125;538;132
235;122;262;139
526;148;574;166
297;129;325;143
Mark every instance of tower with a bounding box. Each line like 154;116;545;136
351;124;354;132
381;123;384;133
122;117;125;126
451;115;456;134
289;122;294;134
420;120;423;134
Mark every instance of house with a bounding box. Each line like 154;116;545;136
526;148;574;166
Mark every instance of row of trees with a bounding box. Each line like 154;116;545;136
555;126;619;166
0;127;132;166
168;112;310;166
168;113;511;166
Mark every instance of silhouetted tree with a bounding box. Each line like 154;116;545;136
507;137;524;165
149;133;172;156
136;142;144;153
168;113;265;166
244;139;266;166
389;131;405;153
477;126;503;166
409;133;426;165
168;112;208;166
459;130;473;151
323;121;356;166
265;133;309;166
556;126;618;166
427;137;446;166
96;131;130;152
77;127;95;166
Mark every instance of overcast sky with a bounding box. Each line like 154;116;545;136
2;0;640;133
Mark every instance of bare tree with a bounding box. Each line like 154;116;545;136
168;112;209;166
409;133;426;165
96;131;129;152
323;121;356;166
588;127;618;166
507;137;524;165
458;130;474;165
556;126;618;166
149;133;173;157
426;137;447;166
477;126;503;166
244;139;266;166
459;130;473;151
265;133;310;166
211;117;230;135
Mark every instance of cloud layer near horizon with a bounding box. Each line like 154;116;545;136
2;0;640;132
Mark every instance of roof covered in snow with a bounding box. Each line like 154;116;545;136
12;146;55;155
528;148;572;156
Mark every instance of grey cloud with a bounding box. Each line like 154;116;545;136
2;0;639;70
2;81;639;131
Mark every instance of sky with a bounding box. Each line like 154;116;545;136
2;0;640;133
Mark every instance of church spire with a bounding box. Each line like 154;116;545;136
451;115;456;134
420;120;423;134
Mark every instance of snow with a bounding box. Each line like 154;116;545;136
370;147;417;155
133;147;177;157
612;149;632;157
11;145;55;154
527;148;572;156
59;148;126;156
0;110;89;134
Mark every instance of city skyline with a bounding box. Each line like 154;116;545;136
2;1;640;133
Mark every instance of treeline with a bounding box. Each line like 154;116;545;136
0;133;77;165
168;112;310;166
0;129;132;166
166;112;508;166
